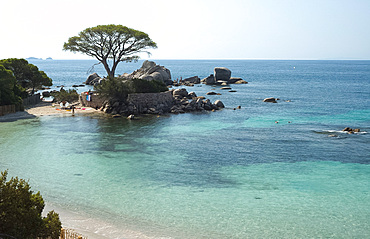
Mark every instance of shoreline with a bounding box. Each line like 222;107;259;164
0;102;104;122
43;202;171;239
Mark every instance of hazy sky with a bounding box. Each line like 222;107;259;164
1;0;370;60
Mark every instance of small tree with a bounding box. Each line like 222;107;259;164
63;24;157;78
0;170;61;239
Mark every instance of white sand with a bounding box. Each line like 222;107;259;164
0;102;103;122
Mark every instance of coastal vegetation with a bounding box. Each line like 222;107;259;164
63;24;157;78
0;58;52;107
51;88;79;103
0;58;52;94
0;170;61;239
0;65;24;106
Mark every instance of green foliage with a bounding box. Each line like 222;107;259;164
40;211;62;239
127;78;168;93
0;58;52;94
0;170;61;239
0;64;24;106
95;78;168;103
63;24;157;78
95;77;131;103
51;89;79;103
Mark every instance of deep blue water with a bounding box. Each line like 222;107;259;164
0;60;369;238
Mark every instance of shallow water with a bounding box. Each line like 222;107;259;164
1;60;369;238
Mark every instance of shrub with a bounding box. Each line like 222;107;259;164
127;78;168;93
0;170;61;239
94;78;168;103
51;89;79;103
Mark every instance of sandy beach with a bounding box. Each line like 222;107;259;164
0;102;104;122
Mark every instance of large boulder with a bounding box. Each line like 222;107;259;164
201;74;216;85
214;67;231;82
85;73;102;85
214;100;225;108
120;60;172;85
173;88;189;98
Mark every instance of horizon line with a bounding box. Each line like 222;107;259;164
25;58;370;61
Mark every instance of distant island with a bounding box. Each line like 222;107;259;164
26;57;53;60
26;57;42;60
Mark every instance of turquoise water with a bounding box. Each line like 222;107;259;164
1;60;370;238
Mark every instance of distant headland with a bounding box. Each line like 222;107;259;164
26;57;53;60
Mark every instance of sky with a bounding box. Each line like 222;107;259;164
1;0;370;60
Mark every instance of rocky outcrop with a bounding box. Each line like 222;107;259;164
214;67;231;82
93;88;225;116
85;73;102;86
170;88;224;114
120;60;172;85
182;76;200;84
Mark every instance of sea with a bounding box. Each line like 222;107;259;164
0;59;369;238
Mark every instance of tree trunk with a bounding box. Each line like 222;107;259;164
101;59;114;79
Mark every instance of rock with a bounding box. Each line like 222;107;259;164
42;91;51;97
343;127;360;133
120;60;172;85
188;91;197;98
216;80;227;85
229;77;243;84
221;87;232;90
85;73;102;85
263;97;278;103
127;115;135;120
229;90;237;92
206;91;218;95
173;88;188;98
183;76;200;84
112;114;121;118
214;67;231;82
234;79;248;84
201;74;216;85
214;100;225;108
